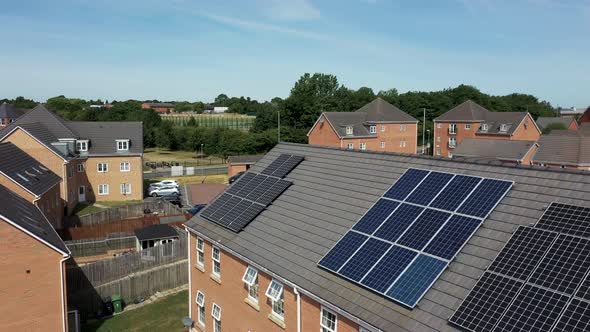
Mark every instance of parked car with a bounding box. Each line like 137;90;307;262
149;180;179;189
149;185;180;197
160;193;182;207
188;204;207;216
229;172;245;184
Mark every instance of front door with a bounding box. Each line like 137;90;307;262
78;186;86;202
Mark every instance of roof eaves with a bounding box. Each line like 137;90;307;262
0;214;70;257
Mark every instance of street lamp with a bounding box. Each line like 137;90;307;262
200;144;204;178
426;129;431;155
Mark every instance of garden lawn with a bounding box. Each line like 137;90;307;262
83;290;188;332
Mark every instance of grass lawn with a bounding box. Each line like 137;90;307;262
144;148;224;165
145;174;228;187
73;201;144;216
83;290;188;332
97;200;143;207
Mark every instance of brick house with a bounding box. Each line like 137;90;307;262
0;142;64;228
452;138;538;166
532;129;590;170
433;100;541;158
227;155;263;177
0;105;143;216
308;98;418;154
536;117;579;131
0;102;27;127
185;142;590;332
579;107;590;124
0;184;70;332
141;102;175;114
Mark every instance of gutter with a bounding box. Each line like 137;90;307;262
294;287;301;332
60;256;69;332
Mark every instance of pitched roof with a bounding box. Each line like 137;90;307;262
0;184;69;255
135;224;178;241
434;100;489;122
357;97;418;123
186;142;590;332
0;103;28;119
321;112;374;137
227;155;263;165
145;102;175;107
535;117;576;130
67;121;143;155
533;130;590;166
0;105;77;139
0;143;61;196
453;138;537;162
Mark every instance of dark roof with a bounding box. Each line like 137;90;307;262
186;142;590;332
0;143;61;196
322;112;374;137
453;138;537;162
135;224;178;241
0;105;77;139
0;103;27;119
533;130;590;166
435;100;530;135
67;121;143;155
227;155;263;165
357;97;418;123
535;117;576;130
0;184;69;255
145;102;175;107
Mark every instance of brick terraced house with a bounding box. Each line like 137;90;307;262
308;98;418;154
185;142;590;332
141;102;175;114
0;102;27;127
0;142;64;228
227;155;263;177
0;184;70;332
0;105;143;216
433;100;541;158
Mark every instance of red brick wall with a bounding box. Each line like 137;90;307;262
228;164;248;177
0;220;67;332
510;114;541;141
308;116;342;148
433;121;479;157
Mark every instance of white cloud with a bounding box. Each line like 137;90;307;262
262;0;321;21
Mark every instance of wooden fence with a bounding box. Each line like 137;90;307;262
65;234;137;257
65;200;183;227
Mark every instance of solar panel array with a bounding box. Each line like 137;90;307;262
318;168;513;308
200;154;303;232
450;202;590;332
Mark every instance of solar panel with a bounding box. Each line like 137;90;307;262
429;175;481;212
271;155;304;178
385;254;447;307
383;168;429;200
219;200;252;225
352;199;400;234
226;172;257;194
575;275;590;301
494;284;569;332
488;227;557;280
318;232;368;272
260;154;290;175
553;298;590;332
528;234;590;294
360;245;417;293
457;178;512;218
449;272;523;332
338;238;391;282
245;177;279;201
235;174;268;197
396;209;450;251
211;196;242;221
200;193;232;219
536;202;590;238
406;171;454;205
373;204;424;242
423;215;481;260
227;203;266;231
257;179;291;206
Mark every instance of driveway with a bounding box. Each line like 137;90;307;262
187;183;227;205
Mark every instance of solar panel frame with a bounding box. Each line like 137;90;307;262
318;231;369;272
575;274;590;302
352;199;401;234
226;203;266;232
360;245;418;293
271;155;304;178
256;179;292;206
423;215;482;260
245;176;279;201
429;175;482;212
456;178;514;218
200;193;232;219
383;168;430;201
396;208;451;251
226;172;257;194
338;238;391;282
536;202;590;238
553;298;590;332
235;174;268;197
210;195;242;221
260;154;291;175
405;171;455;206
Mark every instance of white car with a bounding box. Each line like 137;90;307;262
149;185;180;197
150;180;179;189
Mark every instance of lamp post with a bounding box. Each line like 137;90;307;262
426;129;431;156
200;144;204;178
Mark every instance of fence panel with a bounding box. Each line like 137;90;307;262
66;200;183;227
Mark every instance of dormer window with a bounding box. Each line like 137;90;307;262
345;126;353;136
369;125;376;134
117;139;129;151
481;123;489;132
76;140;89;152
500;124;508;132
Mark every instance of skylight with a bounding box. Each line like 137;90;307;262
16;173;29;182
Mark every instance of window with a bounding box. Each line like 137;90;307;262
437;123;442;129
0;119;4;125
196;238;205;267
465;124;471;130
98;184;109;195
120;183;131;195
76;140;88;152
436;148;441;156
212;246;221;277
272;292;284;319
321;307;337;332
437;136;441;142
77;164;85;172
448;151;453;158
97;163;108;173
400;140;407;148
449;123;457;134
346;143;354;150
500;124;508;132
448;137;457;148
242;266;259;302
266;279;284;318
345;126;353;136
369;125;376;134
481;123;489;131
196;291;205;326
381;125;385;132
212;303;221;332
9;118;14;123
400;124;407;132
68;167;74;178
360;143;366;150
380;141;385;149
120;162;130;172
116;139;129;151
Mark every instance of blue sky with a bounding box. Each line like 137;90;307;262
1;0;588;106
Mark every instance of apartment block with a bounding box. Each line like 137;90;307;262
0;102;27;127
0;105;143;216
308;98;419;154
433;100;541;158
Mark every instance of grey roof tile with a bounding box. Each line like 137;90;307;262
453;138;537;162
67;121;143;155
0;103;28;119
533;130;590;166
536;117;576;130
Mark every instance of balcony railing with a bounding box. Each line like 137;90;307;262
448;142;457;148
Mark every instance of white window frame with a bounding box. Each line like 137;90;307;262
465;124;471;130
98;184;109;195
400;124;407;132
116;139;129;151
399;140;406;148
212;303;221;332
437;136;441;142
120;183;131;195
449;137;457;148
449;123;457;134
321;307;338;332
380;125;385;132
360;143;366;151
212;246;221;276
346;143;354;150
436;123;442;129
243;266;259;302
369;125;376;134
266;279;284;302
379;141;385;149
345;126;353;136
76;140;88;152
97;163;108;173
500;124;508;132
481;123;489;131
196;291;206;326
436;148;441;156
196;238;205;266
77;164;85;172
120;162;130;172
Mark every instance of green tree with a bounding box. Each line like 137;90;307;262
283;73;340;128
214;94;229;106
542;122;568;135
